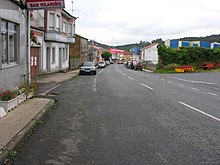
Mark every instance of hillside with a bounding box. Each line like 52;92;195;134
178;34;220;43
89;34;220;51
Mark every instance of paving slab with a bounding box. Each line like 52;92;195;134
0;98;55;163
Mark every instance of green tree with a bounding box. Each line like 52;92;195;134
101;51;112;61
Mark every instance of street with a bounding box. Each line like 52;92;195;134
12;64;220;164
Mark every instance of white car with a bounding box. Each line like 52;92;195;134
98;61;106;68
79;62;97;75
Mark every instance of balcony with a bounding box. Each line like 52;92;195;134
45;32;75;43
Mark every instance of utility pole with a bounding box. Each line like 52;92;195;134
72;1;74;15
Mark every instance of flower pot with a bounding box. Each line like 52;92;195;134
0;97;18;113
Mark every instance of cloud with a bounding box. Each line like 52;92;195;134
66;0;220;45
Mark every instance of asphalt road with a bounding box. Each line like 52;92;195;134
11;64;220;165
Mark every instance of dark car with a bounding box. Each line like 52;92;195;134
134;63;143;71
79;62;97;75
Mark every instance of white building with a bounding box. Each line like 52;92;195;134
0;0;28;89
30;8;76;77
141;43;159;64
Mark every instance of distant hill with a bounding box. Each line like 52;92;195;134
88;35;220;52
178;34;220;43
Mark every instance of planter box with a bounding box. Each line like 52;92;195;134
0;97;18;113
26;91;34;100
17;93;26;104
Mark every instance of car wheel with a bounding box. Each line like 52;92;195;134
93;71;96;75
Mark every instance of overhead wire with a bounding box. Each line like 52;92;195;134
170;0;220;13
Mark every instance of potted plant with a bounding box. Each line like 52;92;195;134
23;81;39;99
0;89;19;113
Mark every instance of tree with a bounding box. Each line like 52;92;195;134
101;51;112;61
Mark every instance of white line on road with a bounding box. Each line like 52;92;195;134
122;73;125;76
190;87;199;91
178;84;185;87
171;77;216;85
161;79;164;81
168;81;173;83
179;102;220;122
140;83;153;90
128;76;133;80
207;92;218;96
98;69;105;75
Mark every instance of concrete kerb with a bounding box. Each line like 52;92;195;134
0;99;55;164
142;69;154;73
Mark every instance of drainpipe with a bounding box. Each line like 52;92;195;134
27;10;31;84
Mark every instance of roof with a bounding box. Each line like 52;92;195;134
62;9;77;19
141;43;159;50
76;34;88;40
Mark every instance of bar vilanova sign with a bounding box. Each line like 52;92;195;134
25;0;65;10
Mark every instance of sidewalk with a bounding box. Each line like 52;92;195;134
0;69;79;163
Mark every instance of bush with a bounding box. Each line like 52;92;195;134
163;63;180;71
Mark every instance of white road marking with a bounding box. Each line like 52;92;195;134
98;69;105;75
161;79;164;81
179;102;220;122
171;77;216;85
178;84;184;87
168;81;172;83
140;83;153;90
128;77;133;80
190;87;199;91
207;92;218;96
122;73;125;76
94;77;97;84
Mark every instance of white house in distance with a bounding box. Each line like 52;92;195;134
141;43;159;64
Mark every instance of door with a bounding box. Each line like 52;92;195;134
30;47;40;78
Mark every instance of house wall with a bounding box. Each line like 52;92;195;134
142;44;158;64
200;41;211;49
69;35;81;68
42;42;69;73
211;42;220;49
0;1;28;89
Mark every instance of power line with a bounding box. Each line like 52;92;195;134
172;0;220;13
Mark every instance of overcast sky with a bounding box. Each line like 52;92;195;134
65;0;220;46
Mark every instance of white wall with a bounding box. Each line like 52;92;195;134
142;44;158;64
43;42;69;73
0;1;28;89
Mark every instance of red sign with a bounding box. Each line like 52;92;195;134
110;48;125;54
25;0;65;10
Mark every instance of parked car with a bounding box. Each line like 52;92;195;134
200;62;214;70
105;61;110;65
98;61;106;68
134;63;143;71
110;60;114;64
79;62;96;75
117;61;124;64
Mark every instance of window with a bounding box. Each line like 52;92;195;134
67;23;72;36
52;47;56;63
66;48;68;61
49;13;55;31
73;24;75;35
63;21;66;33
63;48;66;61
56;15;61;32
1;20;18;66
